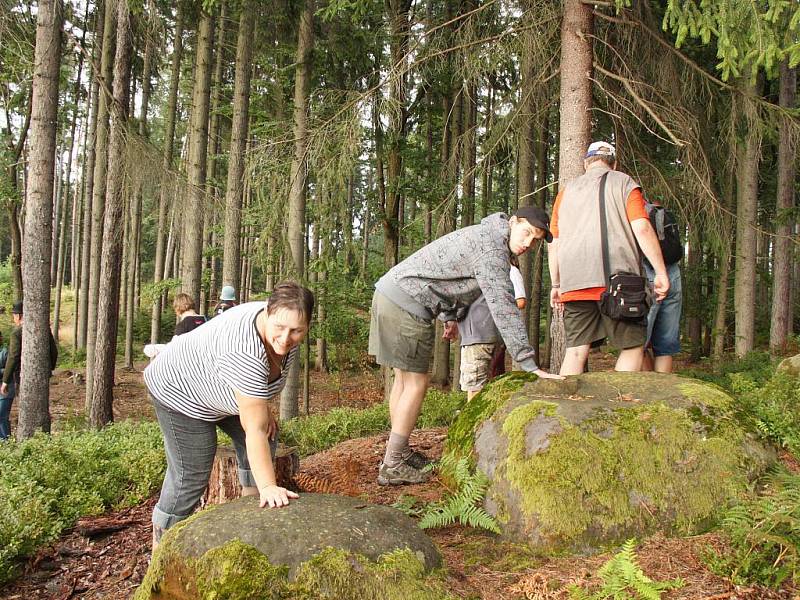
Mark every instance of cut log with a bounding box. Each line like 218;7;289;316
201;444;299;508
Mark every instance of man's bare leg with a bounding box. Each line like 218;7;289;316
389;369;430;437
653;355;673;373
561;345;590;375
615;346;644;371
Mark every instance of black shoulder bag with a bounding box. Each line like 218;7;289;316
597;173;651;321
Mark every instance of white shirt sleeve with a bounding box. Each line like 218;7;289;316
509;266;526;300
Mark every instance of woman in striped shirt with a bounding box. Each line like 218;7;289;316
144;281;314;548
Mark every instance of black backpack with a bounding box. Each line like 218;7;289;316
646;203;683;265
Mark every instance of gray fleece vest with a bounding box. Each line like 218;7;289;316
557;165;642;293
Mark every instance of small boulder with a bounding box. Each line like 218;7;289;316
135;493;446;600
448;372;775;553
777;354;800;378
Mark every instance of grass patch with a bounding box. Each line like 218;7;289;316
0;422;165;585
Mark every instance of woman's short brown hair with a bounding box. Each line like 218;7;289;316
173;293;195;316
266;281;314;323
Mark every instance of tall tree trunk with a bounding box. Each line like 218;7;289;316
517;36;537;342
89;0;133;428
382;0;411;268
85;0;116;406
124;11;153;368
551;0;593;373
686;223;703;362
280;0;314;421
181;9;215;306
150;5;183;343
734;81;761;358
769;62;796;353
77;7;102;349
17;0;63;440
71;116;89;350
315;221;329;373
54;31;85;342
222;0;255;295
4;93;30;303
481;83;494;219
528;114;549;363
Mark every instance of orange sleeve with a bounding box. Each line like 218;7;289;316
550;190;564;238
626;188;648;222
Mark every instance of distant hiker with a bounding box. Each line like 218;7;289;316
172;293;208;336
0;302;58;400
143;281;313;549
459;265;527;401
213;286;238;316
0;332;13;440
368;207;563;486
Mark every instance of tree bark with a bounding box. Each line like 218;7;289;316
150;5;183;343
89;0;133;428
55;16;86;344
181;9;215;307
222;0;255;296
124;17;153;368
280;0;314;421
769;62;796;353
77;6;102;350
17;0;63;440
382;0;412;268
85;0;116;406
551;0;593;373
733;80;761;357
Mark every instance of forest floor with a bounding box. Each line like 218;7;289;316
2;350;799;599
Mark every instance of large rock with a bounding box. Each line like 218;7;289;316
777;353;800;378
135;493;449;600
448;372;775;553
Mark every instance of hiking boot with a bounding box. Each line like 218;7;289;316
377;461;431;486
402;448;433;470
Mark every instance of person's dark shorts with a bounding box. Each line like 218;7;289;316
563;300;647;350
368;291;434;373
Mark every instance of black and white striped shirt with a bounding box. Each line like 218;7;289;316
143;302;297;421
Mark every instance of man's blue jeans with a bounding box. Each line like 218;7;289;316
0;383;16;440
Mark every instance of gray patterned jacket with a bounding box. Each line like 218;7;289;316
375;213;538;371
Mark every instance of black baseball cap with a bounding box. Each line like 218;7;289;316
513;206;553;243
11;302;22;315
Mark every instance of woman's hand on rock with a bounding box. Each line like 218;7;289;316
259;485;299;508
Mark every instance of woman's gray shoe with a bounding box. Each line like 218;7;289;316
377;461;431;485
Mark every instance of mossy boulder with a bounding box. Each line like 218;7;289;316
777;353;800;378
135;494;447;600
448;372;775;553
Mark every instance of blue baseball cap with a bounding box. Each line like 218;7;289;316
585;141;615;158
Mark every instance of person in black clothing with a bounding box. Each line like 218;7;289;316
0;303;58;431
173;293;207;336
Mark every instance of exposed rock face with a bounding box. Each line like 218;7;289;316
448;372;775;553
777;354;800;378
134;494;447;600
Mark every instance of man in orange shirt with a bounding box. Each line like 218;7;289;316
548;141;669;375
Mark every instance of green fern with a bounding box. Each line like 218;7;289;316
705;469;800;588
568;539;684;600
419;455;500;534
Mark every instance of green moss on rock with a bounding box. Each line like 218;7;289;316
445;372;536;460
452;372;776;552
503;402;744;541
135;541;453;600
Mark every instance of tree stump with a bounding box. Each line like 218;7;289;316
201;444;300;508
